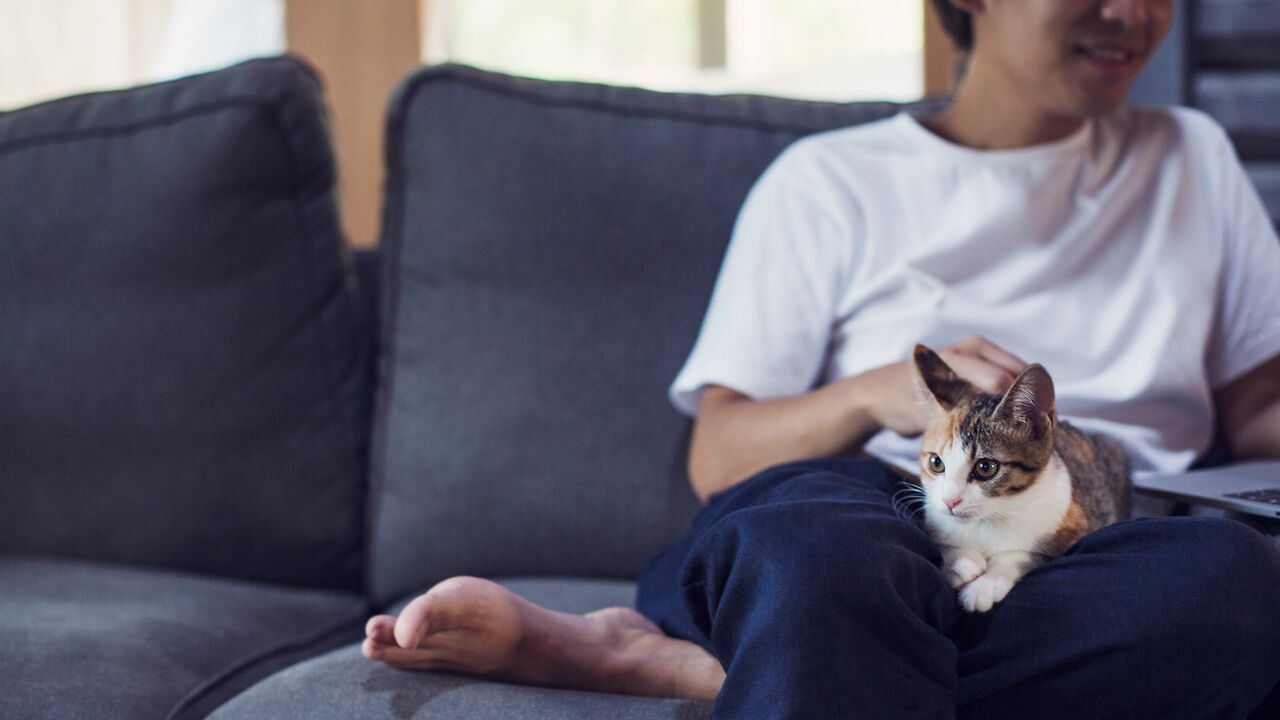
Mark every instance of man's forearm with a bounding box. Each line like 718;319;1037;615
685;337;1025;502
1216;354;1280;462
1227;398;1280;461
687;372;888;502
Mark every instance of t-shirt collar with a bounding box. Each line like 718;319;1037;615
896;111;1095;163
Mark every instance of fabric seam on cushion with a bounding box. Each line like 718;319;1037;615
0;98;282;158
163;605;369;720
398;64;912;135
0;55;307;119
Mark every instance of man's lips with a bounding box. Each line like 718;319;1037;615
1073;43;1143;74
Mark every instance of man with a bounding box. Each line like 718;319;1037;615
362;1;1280;717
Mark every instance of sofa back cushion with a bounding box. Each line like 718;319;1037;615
0;56;370;590
370;63;942;604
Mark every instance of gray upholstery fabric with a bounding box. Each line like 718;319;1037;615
210;576;712;719
369;62;947;605
212;653;711;720
0;557;367;720
0;56;369;589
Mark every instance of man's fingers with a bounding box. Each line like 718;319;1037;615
964;335;1028;375
365;642;469;673
366;614;397;642
966;364;1015;395
983;369;1018;395
943;353;1017;395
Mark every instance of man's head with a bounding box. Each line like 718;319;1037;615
932;0;1174;118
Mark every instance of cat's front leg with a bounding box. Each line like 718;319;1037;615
940;545;988;589
959;550;1039;613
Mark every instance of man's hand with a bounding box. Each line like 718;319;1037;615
687;336;1027;501
860;335;1028;438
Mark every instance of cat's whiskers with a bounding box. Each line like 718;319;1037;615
891;485;928;522
981;508;1016;527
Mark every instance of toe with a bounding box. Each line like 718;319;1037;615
377;645;462;672
366;614;397;642
394;593;435;649
392;576;496;650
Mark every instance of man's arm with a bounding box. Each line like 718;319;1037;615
687;335;1027;502
689;375;882;504
1214;352;1280;460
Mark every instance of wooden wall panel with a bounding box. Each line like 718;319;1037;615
285;0;421;247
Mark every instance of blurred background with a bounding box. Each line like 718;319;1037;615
0;0;960;248
0;0;936;109
1;0;1275;246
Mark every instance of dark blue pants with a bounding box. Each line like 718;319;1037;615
636;458;1280;719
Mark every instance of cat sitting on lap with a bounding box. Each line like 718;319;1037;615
909;343;1132;613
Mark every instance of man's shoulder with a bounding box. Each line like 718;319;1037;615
1110;105;1232;155
789;113;920;157
764;113;920;182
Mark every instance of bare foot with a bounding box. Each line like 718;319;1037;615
361;576;724;701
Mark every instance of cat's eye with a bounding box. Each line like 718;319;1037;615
927;453;945;474
973;459;1000;480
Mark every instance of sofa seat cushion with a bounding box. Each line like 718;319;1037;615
209;577;713;719
0;557;368;720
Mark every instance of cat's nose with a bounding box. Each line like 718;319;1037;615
945;497;962;511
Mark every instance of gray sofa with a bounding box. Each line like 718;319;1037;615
7;55;1264;718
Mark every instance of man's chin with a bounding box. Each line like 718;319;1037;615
1080;84;1139;116
1062;95;1130;120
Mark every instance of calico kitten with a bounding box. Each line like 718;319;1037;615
908;344;1131;613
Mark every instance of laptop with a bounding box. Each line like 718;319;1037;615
1135;461;1280;520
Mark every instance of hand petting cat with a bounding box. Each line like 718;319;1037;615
862;335;1030;438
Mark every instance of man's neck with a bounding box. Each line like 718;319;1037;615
923;60;1087;151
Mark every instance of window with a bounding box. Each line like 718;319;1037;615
0;0;282;111
424;0;925;101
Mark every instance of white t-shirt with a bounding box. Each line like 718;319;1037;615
670;107;1280;475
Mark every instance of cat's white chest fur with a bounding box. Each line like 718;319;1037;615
923;453;1074;612
926;452;1073;558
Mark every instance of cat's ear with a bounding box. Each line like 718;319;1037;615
912;344;973;412
993;364;1056;438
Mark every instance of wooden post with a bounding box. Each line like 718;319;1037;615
285;0;421;247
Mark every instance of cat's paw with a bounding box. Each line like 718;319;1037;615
944;555;987;589
959;573;1014;613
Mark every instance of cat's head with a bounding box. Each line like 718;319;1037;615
911;344;1056;523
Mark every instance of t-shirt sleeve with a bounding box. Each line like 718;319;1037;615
1206;131;1280;389
669;143;856;416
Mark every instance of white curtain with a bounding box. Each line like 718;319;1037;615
0;0;283;110
148;0;283;81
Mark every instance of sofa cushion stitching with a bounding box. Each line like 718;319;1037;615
163;605;370;719
0;98;285;157
403;64;917;135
